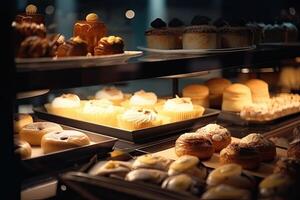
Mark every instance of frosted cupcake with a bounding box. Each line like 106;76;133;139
95;86;129;106
45;94;81;119
80;99;124;127
117;108;162;130
122;90;164;109
158;96;205;122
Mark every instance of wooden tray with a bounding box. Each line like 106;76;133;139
153;137;287;178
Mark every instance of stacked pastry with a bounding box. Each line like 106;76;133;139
46;88;205;131
13;114;90;158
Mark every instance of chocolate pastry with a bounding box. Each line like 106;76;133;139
151;18;167;28
56;36;88;57
191;15;211;25
168;18;184;27
94;36;124;55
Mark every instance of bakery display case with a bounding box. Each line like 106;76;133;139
6;0;300;199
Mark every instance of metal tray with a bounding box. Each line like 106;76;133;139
34;106;220;143
20;124;117;181
217;110;300;126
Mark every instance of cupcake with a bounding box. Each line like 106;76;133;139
282;22;298;42
94;36;124;56
217;19;253;48
145;18;180;49
246;22;264;45
182;84;209;107
80;99;124;127
45;94;81;119
95;86;127;106
15;4;45;24
167;18;185;49
183;16;217;49
240;133;276;162
263;23;284;43
158;96;205;122
117;108;162;130
123;90;159;109
204;77;232;108
56;36;88;57
196;124;231;152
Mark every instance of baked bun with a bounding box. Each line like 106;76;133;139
222;83;252;112
20;122;63;145
94;36;124;55
273;157;300;179
41;130;90;154
287;139;300;159
132;154;172;171
204;78;232;108
182;84;209;107
14;138;32;159
175;132;214;160
240;133;276;162
196;124;231;152
220;142;261;170
14;114;33;133
201;184;252;200
245;79;270;103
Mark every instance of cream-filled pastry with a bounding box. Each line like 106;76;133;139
132;154;173;171
95;86;125;105
129;90;158;108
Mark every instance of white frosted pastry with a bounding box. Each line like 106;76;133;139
129;90;158;108
95;87;125;105
164;96;194;112
117;108;162;130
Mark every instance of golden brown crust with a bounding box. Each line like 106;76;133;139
94;36;124;55
14;139;32;159
220;142;261;170
175;133;214;160
56;37;88;57
273;157;300;178
14;114;33;133
287;140;300;159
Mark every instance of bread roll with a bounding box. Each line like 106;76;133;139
245;79;270;103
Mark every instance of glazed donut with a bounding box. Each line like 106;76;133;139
19;122;63;145
175;132;214;160
14;114;33;133
14;139;32;159
41;130;91;154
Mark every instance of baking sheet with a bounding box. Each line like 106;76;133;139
153;137;287;178
34;106;219;143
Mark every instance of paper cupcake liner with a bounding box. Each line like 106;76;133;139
45;103;81;119
159;105;205;122
190;97;209;108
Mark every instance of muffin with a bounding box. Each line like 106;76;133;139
220;142;261;170
282;22;298;42
117;108;162;131
202;184;252;200
158;96;205;122
73;13;107;55
94;36;124;55
245;79;270;103
217;19;253;48
222;83;252;112
56;36;88;57
95;86;127;106
15;4;44;24
167;18;185;49
80;99;124;127
183;16;217;49
182;84;209;107
196;124;231;152
204;78;232;108
175;132;214;160
246;22;264;45
45;94;82;119
240;133;276;162
145;18;180;49
263;23;284;43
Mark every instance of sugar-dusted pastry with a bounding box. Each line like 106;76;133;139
182;84;209;107
201;184;252;200
56;36;88;57
206;164;255;190
196;124;231;152
145;18;181;50
158;96;205;122
240;133;276;161
14;114;33;133
117;108;162;130
94;36;124;55
45;94;81;119
245;79;270;103
19;122;63;145
204;78;232;108
168;155;208;180
95;86;129;106
175;132;214;160
74;13;107;54
183;16;217;49
132;154;173;171
80;99;124;127
89;160;132;178
41;130;90;153
14;138;32;159
125;90;158;109
162;174;205;195
125;168;167;184
222;83;252;112
15;4;44;24
220;142;261;170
